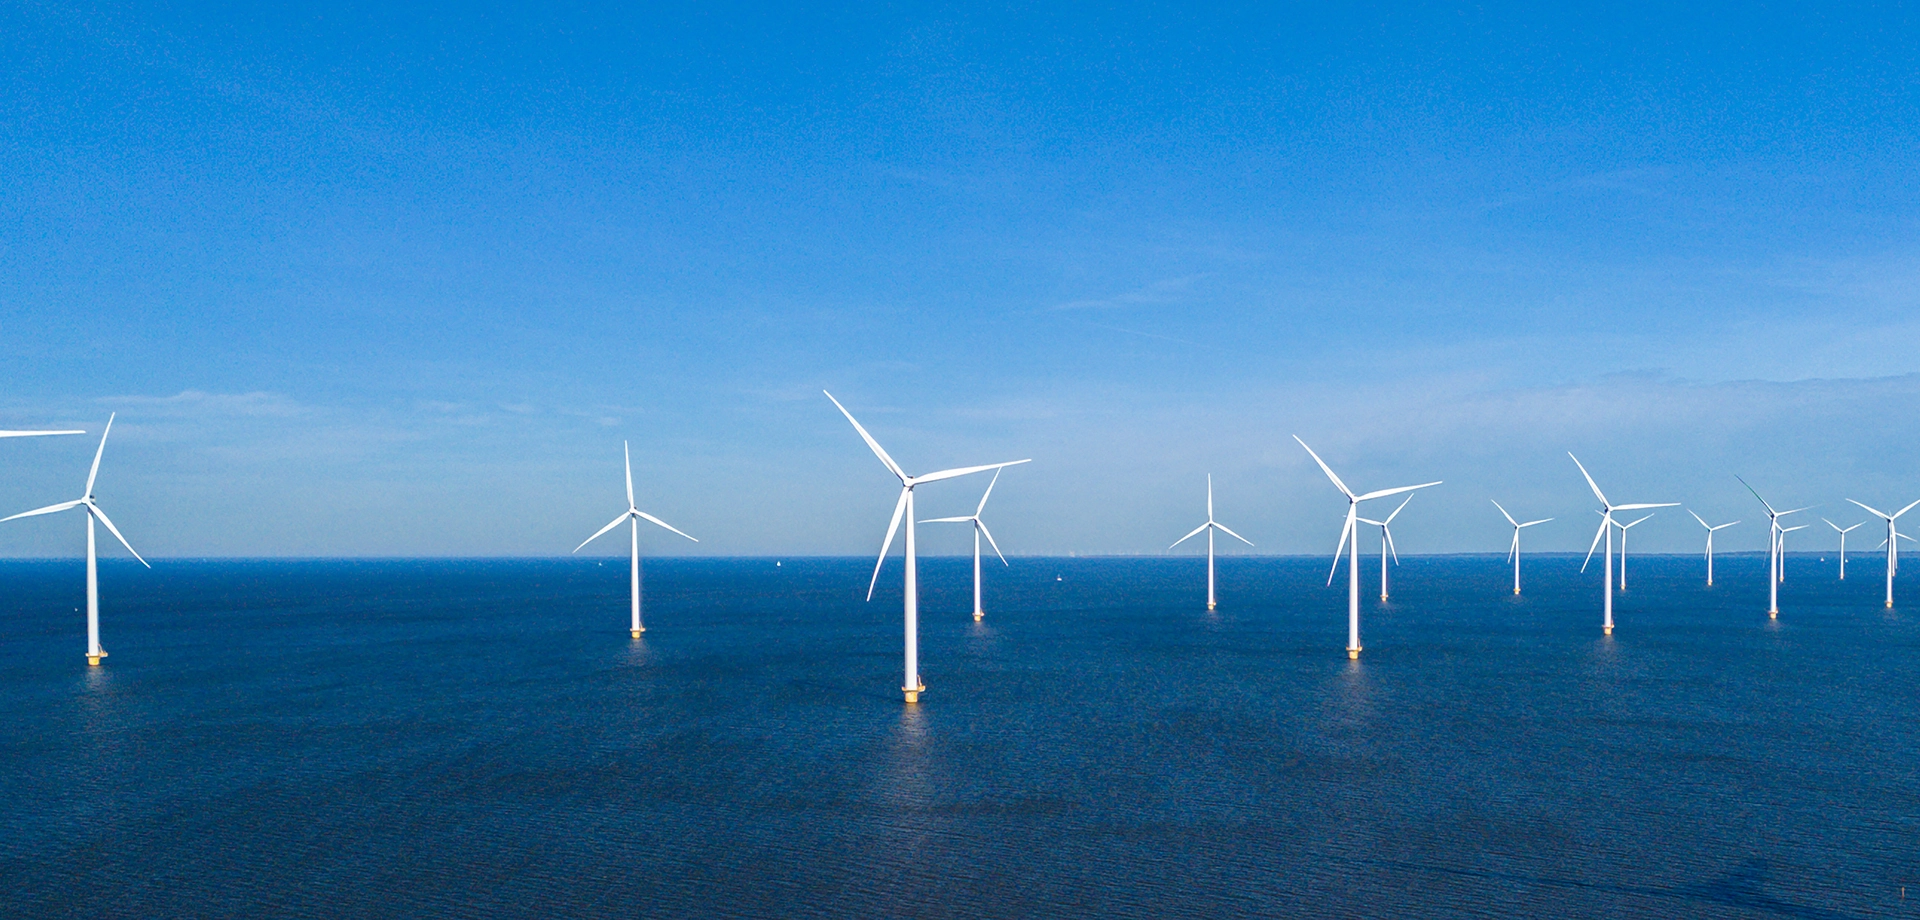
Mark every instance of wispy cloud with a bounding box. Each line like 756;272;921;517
1050;274;1211;311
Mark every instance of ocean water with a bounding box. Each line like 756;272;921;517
1;554;1916;919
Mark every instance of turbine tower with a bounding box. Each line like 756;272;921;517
921;467;1013;620
1847;498;1920;608
1294;436;1440;659
1492;501;1551;596
573;441;697;637
1168;475;1252;611
1687;511;1737;587
1356;494;1413;602
1823;518;1863;580
1614;513;1653;591
1738;477;1808;619
827;392;1028;703
1571;454;1674;636
1777;524;1808;584
1;415;147;666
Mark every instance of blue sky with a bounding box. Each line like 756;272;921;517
2;2;1918;558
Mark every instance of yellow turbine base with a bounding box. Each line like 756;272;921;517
1769;611;1778;619
631;628;644;638
902;683;925;704
1347;648;1361;660
86;655;101;666
1603;625;1613;635
1207;603;1216;611
973;612;983;620
1514;588;1521;595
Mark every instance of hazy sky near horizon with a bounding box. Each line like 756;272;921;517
4;2;1919;559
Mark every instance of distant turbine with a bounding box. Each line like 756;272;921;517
1846;498;1920;608
1;415;147;666
921;467;1013;621
573;441;697;637
1168;475;1253;611
1492;501;1551;596
1687;511;1738;587
1738;477;1809;619
1295;436;1441;659
1571;454;1675;636
1356;494;1413;602
1614;512;1653;592
1823;518;1863;580
827;391;1029;703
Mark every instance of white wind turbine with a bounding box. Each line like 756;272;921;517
1294;436;1440;659
1777;523;1809;583
1570;454;1674;636
827;392;1029;703
1356;495;1413;602
2;415;147;666
1846;498;1920;608
1614;513;1653;591
573;441;697;637
1687;511;1738;587
1823;518;1863;580
920;467;1013;621
1492;501;1551;596
1168;475;1253;611
1738;477;1808;619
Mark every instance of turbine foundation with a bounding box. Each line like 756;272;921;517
86;650;105;666
1769;611;1778;619
631;628;644;638
902;683;925;704
1207;602;1216;611
973;612;983;621
1346;647;1360;660
1602;625;1612;635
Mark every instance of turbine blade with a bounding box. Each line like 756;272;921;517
976;519;1008;565
1491;500;1517;527
1736;475;1778;516
1;499;84;522
1520;518;1552;527
1213;522;1253;546
1713;521;1739;530
824;391;908;483
1612;502;1677;511
1581;514;1610;572
1384;526;1399;564
1293;436;1355;499
1895;499;1920;519
1355;481;1442;503
921;516;974;524
1689;509;1710;529
84;413;114;497
574;511;632;553
867;488;908;601
1170;522;1210;549
913;459;1031;486
1206;474;1214;519
1568;453;1609;507
634;510;697;542
1328;514;1353;586
623;441;635;508
86;502;148;568
0;430;84;438
1621;514;1653;529
1384;494;1413;524
1508;531;1519;563
975;467;1001;516
1848;498;1891;519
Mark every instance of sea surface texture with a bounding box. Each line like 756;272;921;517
1;556;1915;919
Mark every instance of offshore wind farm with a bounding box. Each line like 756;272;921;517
7;2;1920;918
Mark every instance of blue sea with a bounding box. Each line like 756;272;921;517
2;555;1916;918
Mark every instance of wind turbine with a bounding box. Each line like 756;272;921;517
1823;518;1863;580
1777;524;1809;584
1738;477;1809;619
1687;511;1737;586
1492;501;1551;596
1614;513;1653;592
1570;454;1674;636
1846;498;1920;608
1356;495;1413;602
1168;475;1253;611
573;441;698;637
921;467;1013;621
827;392;1029;703
1;415;147;666
1294;436;1440;659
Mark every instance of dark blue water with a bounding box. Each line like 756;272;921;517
2;555;1917;918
